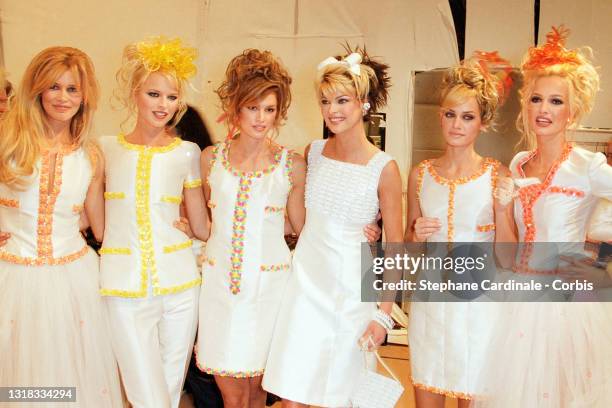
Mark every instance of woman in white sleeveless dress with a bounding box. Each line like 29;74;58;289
474;27;612;408
263;48;404;407
195;49;307;408
405;54;515;408
0;47;123;407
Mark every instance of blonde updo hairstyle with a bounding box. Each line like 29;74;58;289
517;48;599;150
440;57;504;129
217;49;292;135
0;46;99;188
113;37;197;130
315;45;391;122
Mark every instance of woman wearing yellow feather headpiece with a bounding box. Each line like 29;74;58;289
98;36;210;408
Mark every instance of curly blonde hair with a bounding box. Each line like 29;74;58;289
0;46;99;188
217;49;292;133
113;37;196;130
517;49;599;150
440;57;503;128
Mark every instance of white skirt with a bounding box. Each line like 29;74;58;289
0;249;123;407
473;302;612;408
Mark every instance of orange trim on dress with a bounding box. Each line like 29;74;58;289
0;245;88;266
411;378;473;400
424;158;499;242
0;198;19;208
37;151;64;261
514;143;575;271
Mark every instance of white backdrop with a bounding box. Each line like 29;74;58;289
1;0;609;181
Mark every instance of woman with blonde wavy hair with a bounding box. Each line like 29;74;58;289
405;52;515;408
98;37;209;408
474;26;612;408
0;46;122;406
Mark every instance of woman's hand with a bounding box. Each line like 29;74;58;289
494;176;516;208
174;217;194;238
364;213;382;243
0;231;10;247
359;321;387;351
414;217;441;242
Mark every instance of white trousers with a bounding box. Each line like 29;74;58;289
105;287;199;408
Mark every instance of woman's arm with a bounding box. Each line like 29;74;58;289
84;144;105;242
493;165;517;243
286;151;306;236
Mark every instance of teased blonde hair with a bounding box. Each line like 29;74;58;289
517;52;599;150
0;46;99;188
113;36;197;131
440;57;503;128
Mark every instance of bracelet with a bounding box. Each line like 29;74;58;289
374;309;394;331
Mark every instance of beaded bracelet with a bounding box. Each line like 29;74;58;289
374;309;394;331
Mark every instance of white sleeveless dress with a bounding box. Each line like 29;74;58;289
474;145;612;408
0;146;123;407
263;139;393;407
196;142;293;377
408;158;500;399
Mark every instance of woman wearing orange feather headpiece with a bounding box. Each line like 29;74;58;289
474;26;612;408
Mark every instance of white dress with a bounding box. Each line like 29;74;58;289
475;144;612;408
195;141;293;377
408;158;500;399
263;139;393;407
0;145;123;407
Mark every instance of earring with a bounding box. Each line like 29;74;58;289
362;102;371;115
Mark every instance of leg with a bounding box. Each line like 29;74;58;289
158;287;199;408
105;296;170;408
414;388;445;408
281;400;309;408
247;375;266;408
215;376;250;408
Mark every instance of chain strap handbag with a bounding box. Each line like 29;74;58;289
350;337;404;408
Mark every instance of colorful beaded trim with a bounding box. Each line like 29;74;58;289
0;245;88;266
260;263;290;272
514;143;574;272
184;179;203;189
104;192;125;200
161;195;183;204
477;224;496;232
193;341;264;377
284;149;295;190
424;158;499;242
118;133;181;153
221;141;285;294
264;206;285;213
412;379;473;400
37;151;63;261
0;198;19;208
99;247;131;255
163;239;193;253
515;143;573;243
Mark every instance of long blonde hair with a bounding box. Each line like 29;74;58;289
0;46;99;188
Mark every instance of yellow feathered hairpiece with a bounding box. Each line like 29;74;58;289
136;36;197;80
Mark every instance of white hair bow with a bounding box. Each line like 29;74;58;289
317;52;362;75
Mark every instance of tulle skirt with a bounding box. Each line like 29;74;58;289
0;249;123;407
473;302;612;408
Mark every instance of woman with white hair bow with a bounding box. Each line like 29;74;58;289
263;47;403;407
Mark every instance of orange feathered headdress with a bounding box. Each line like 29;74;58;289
522;25;581;71
472;50;513;102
